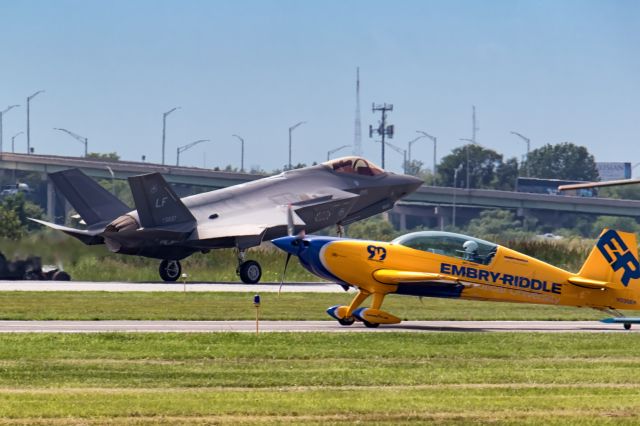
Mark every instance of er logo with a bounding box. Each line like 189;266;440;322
597;229;640;287
367;245;387;261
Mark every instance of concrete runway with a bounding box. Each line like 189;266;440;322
0;320;634;333
0;281;348;292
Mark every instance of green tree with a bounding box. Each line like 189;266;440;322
346;216;400;241
96;179;133;208
0;208;23;239
599;184;640;201
86;152;120;161
464;209;531;240
493;157;519;190
439;145;516;189
0;193;44;238
591;216;640;235
521;143;599;181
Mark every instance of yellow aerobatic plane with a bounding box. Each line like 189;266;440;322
272;228;640;329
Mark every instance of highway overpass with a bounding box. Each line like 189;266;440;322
1;152;639;225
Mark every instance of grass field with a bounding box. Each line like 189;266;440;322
0;332;639;424
0;231;595;282
0;291;621;321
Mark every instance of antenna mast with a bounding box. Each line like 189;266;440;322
353;67;362;156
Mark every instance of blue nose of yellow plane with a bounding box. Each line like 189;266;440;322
271;235;343;283
271;235;302;256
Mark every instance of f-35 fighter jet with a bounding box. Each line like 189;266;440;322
32;157;422;283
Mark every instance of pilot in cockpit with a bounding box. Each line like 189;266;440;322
463;240;481;263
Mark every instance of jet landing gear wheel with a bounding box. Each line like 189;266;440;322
159;260;181;282
239;260;262;284
624;323;632;330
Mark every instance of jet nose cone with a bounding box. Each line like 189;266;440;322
386;174;423;199
403;174;424;192
271;236;300;256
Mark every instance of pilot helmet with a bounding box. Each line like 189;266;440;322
463;240;479;253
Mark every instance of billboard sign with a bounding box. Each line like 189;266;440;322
597;162;631;181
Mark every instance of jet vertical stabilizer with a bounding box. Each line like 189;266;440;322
127;173;196;229
49;168;130;227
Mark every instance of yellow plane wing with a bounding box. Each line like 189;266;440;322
373;269;458;284
375;269;612;290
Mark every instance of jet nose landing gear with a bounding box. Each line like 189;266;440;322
236;249;262;284
159;260;182;282
238;260;262;284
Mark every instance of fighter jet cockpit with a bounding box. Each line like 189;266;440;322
323;157;386;176
392;231;498;266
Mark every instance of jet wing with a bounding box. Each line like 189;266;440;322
195;204;302;244
373;269;459;284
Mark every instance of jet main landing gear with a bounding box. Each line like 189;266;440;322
159;260;181;282
236;250;262;284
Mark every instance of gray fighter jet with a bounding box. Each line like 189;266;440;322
32;157;422;283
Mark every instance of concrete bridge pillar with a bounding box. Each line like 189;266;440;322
46;180;56;222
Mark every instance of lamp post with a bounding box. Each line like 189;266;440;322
232;134;245;172
105;166;115;194
327;144;351;161
406;135;425;165
452;164;463;228
288;121;306;170
176;139;210;166
11;131;23;153
162;107;180;165
0;104;19;153
510;131;531;177
417;130;437;184
53;128;88;157
27;90;45;155
377;140;407;174
403;135;426;176
459;138;475;189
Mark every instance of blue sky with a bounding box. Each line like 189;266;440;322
1;0;639;174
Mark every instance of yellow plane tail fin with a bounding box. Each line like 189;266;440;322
577;229;640;289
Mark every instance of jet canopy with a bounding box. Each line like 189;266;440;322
323;157;385;176
392;231;497;265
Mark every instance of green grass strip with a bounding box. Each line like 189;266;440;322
0;333;639;424
0;291;620;320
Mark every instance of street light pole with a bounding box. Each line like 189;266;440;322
105;166;115;194
232;134;245;172
417;130;437;185
452;164;463;228
53;128;88;157
510;131;531;177
26;90;44;155
459;138;475;189
0;105;19;153
377;140;407;174
176;139;210;166
326;144;351;161
11;132;23;153
162;107;180;165
288;121;306;170
406;135;426;164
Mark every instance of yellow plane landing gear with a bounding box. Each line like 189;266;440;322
326;290;400;328
326;305;357;326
